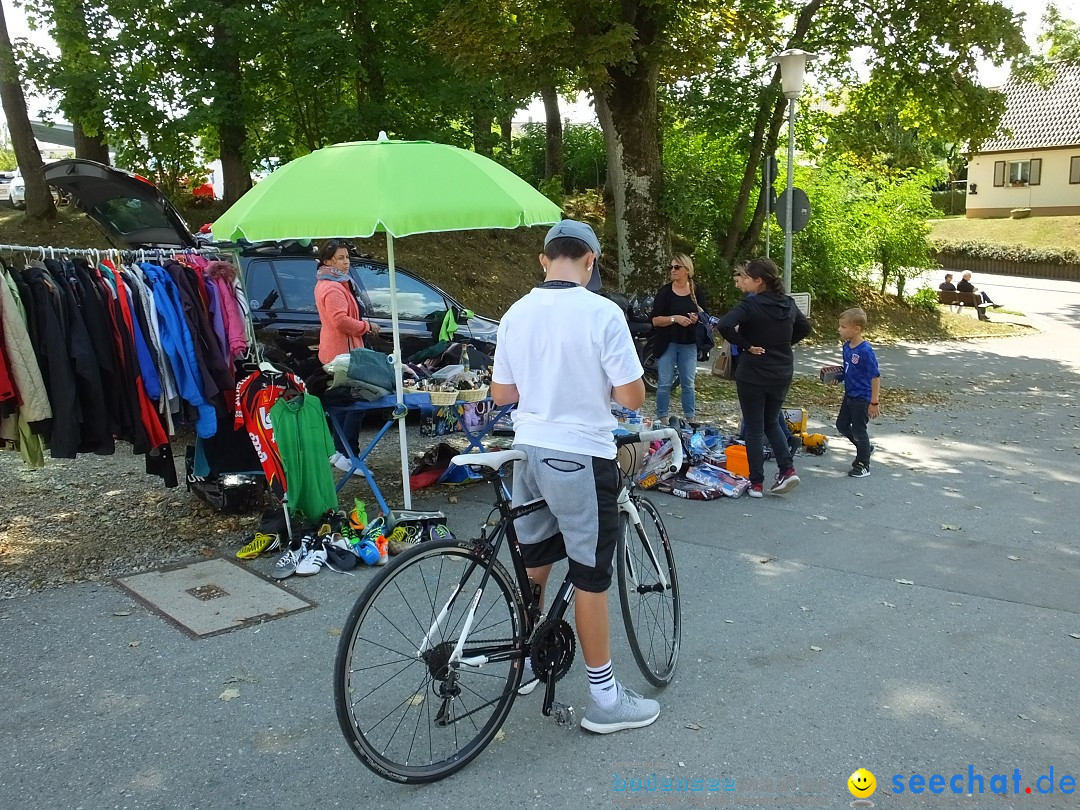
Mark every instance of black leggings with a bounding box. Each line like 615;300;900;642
736;380;793;484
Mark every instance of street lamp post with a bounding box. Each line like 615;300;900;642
766;49;819;294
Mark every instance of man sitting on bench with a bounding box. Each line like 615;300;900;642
939;273;956;292
957;272;1000;308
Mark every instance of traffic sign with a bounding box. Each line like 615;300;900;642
775;187;811;233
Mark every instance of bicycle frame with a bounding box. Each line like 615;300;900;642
422;428;683;717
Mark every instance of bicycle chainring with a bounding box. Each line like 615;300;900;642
529;618;576;683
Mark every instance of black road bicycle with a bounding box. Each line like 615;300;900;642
334;428;683;784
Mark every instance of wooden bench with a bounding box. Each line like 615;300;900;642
937;290;988;319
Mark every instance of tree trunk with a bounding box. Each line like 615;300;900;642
73;121;110;164
211;3;251;205
498;113;513;155
472;111;494;156
594;62;668;293
722;0;824;264
0;5;55;221
540;84;563;182
52;0;110;166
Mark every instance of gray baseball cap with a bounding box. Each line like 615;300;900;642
544;219;603;291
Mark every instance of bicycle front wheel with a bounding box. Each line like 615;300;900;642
617;495;681;686
334;539;526;783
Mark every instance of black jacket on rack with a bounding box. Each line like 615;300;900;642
22;265;82;458
46;258;113;455
70;259;124;439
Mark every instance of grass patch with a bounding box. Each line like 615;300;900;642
806;288;1033;344
928;215;1080;251
0;206;109;249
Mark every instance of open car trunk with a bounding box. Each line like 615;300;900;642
44;159;198;249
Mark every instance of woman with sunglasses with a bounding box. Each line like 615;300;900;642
650;254;708;424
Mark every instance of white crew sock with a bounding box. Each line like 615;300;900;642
587;661;618;708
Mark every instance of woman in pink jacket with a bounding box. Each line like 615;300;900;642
315;240;381;365
315;240;381;466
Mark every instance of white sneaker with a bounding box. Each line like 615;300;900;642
328;452;353;473
517;660;539;695
580;682;660;734
295;544;328;576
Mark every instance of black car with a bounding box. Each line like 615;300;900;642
43;159;500;375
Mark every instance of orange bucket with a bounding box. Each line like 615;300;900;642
724;445;750;478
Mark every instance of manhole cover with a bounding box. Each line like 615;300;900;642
115;557;313;638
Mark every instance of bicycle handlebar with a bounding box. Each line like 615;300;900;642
615;427;684;474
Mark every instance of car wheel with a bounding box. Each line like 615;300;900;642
640;339;678;395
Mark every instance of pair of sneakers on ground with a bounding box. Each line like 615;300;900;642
516;659;660;735
270;532;386;579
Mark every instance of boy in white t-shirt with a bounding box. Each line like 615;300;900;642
491;220;658;734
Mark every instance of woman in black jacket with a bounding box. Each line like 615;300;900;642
717;258;812;498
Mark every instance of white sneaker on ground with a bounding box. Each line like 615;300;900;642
295;543;328;576
580;682;660;734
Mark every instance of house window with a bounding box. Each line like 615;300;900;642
1007;158;1042;187
1071;156;1080;184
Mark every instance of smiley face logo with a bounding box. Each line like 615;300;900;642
848;768;876;798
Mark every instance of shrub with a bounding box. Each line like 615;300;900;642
930;189;966;215
909;286;940;312
933;240;1080;266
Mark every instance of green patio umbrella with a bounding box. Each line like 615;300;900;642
214;132;563;509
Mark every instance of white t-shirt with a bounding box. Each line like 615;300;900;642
492;285;643;459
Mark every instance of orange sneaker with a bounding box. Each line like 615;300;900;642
374;534;388;566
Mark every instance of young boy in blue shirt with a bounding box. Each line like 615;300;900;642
834;308;880;477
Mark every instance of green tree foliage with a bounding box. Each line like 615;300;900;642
509;122;606;192
860;170;940;300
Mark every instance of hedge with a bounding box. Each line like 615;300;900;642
932;239;1080;266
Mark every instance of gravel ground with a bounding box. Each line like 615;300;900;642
1;376;940;599
0;424;464;599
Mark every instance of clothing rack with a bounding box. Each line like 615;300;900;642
0;242;224;262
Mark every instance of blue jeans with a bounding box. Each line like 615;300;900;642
656;342;697;420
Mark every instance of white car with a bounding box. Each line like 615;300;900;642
0;171;13;201
8;167;67;209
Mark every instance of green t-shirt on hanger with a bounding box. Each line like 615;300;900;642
268;392;338;520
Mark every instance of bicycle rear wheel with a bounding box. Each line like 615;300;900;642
617;495;681;686
334;539;526;783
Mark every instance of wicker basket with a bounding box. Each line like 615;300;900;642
456;386;489;403
427;390;459;406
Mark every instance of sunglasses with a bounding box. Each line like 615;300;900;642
670;264;685;270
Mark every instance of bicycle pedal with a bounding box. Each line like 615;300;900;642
550;702;575;728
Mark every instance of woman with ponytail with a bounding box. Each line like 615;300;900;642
717;257;812;498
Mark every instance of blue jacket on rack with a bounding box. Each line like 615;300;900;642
140;262;216;437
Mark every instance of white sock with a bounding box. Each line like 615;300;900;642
587;661;618;708
523;656;535;681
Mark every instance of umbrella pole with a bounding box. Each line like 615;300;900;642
386;233;413;510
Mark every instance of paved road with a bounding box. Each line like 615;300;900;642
1;273;1077;810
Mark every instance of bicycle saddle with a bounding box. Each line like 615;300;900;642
450;449;526;471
